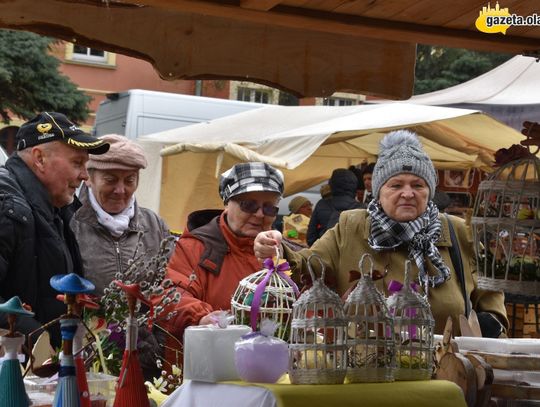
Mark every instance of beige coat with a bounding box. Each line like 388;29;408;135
285;209;508;336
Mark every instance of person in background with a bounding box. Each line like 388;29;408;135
348;164;365;203
70;134;170;379
306;168;362;246
255;130;508;337
288;195;313;218
361;162;376;204
282;195;312;246
164;162;284;349
433;189;451;213
319;183;332;200
0;112;109;346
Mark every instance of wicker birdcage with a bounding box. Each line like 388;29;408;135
231;251;299;340
288;254;348;385
471;156;540;299
387;261;434;381
344;254;395;383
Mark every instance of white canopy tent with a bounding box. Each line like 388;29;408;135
136;103;526;230
409;55;540;130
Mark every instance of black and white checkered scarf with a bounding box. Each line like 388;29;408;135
367;200;450;287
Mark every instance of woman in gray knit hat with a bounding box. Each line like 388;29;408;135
255;130;508;338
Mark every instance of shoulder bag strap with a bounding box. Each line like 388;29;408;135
444;214;471;317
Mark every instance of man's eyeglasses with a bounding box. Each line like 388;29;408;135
234;199;279;217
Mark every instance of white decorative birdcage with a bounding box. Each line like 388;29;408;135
288;254;348;385
387;261;434;381
231;252;299;340
344;254;395;383
471;155;540;299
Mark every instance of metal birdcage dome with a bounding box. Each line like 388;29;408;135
343;254;395;383
387;261;434;381
471;154;540;299
231;255;299;340
288;255;348;385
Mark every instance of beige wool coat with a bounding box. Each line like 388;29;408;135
284;209;508;336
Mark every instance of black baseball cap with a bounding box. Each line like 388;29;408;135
16;112;109;155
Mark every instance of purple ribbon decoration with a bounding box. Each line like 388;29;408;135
249;258;300;332
388;280;419;295
388;279;420;340
241;331;264;340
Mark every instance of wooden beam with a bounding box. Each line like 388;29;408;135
141;0;540;53
0;0;417;99
240;0;281;11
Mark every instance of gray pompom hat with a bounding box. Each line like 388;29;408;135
371;130;437;200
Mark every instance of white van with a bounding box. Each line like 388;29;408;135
94;89;263;139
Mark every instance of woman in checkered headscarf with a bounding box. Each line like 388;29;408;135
255;130;508;338
164;162;285;352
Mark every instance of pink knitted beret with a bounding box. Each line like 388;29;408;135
86;134;147;171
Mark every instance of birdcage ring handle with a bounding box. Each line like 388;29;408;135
307;253;325;283
403;260;412;289
358;253;374;279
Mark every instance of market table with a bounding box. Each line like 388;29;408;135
162;378;467;407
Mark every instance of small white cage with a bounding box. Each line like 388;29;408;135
288;255;348;385
387;261;434;381
231;255;299;340
472;155;540;298
344;254;395;383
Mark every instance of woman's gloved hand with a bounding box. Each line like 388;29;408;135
477;312;504;338
137;327;163;380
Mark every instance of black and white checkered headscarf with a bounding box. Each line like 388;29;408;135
219;162;284;203
367;200;450;287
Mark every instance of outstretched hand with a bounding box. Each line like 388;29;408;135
254;230;283;263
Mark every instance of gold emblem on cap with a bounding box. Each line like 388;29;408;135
37;123;53;133
67;138;103;148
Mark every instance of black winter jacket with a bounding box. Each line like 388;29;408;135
307;169;364;246
0;154;83;346
306;196;363;246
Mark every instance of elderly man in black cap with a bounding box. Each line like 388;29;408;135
0;112;109;345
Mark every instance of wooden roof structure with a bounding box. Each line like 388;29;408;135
1;0;539;99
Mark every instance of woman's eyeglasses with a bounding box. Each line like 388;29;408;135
234;199;279;217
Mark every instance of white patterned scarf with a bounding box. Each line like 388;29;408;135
88;187;135;238
367;200;450;287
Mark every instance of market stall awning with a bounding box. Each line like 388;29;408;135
406;55;540;130
1;1;540;99
136;103;528;229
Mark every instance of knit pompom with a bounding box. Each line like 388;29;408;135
372;130;437;200
379;130;422;152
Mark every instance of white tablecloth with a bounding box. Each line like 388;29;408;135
162;380;277;407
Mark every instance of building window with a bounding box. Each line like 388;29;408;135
322;97;356;106
72;45;107;62
64;43;116;67
236;87;272;104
